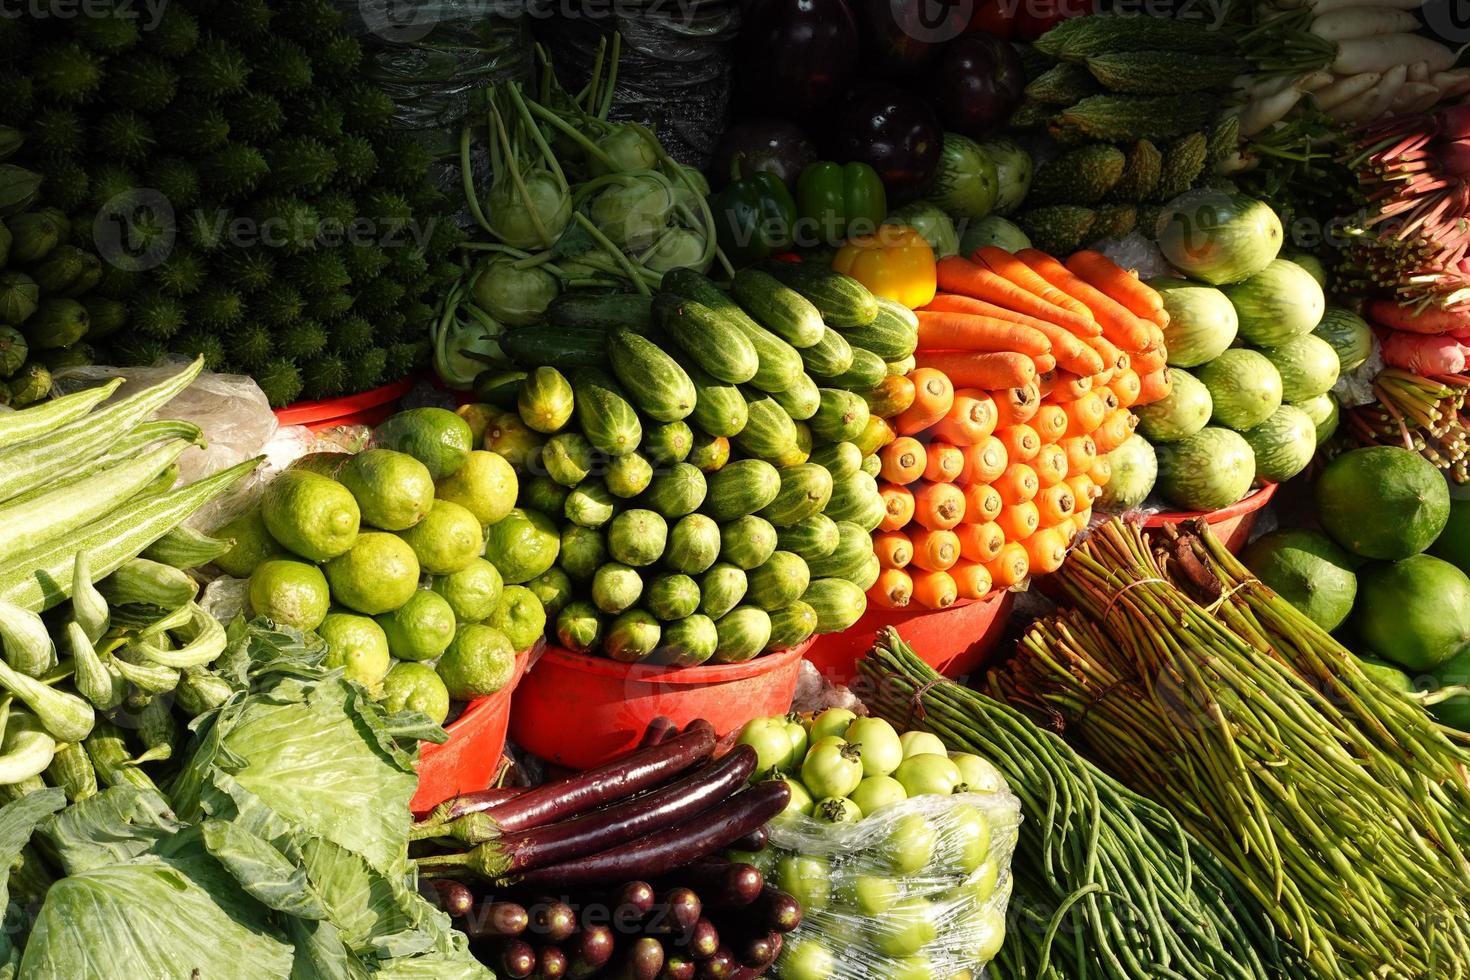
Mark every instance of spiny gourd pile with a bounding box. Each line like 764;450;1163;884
480;264;918;664
1012;15;1243;253
0;0;461;405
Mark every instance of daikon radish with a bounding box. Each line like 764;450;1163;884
1333;35;1462;76
1331;63;1405;122
1312;71;1380;111
1393;82;1440;114
1311;6;1419;40
1241;85;1306;136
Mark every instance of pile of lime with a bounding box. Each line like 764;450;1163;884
216;406;544;725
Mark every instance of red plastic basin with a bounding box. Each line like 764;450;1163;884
803;590;1014;687
412;647;530;816
509;642;813;770
273;376;415;432
1143;483;1277;553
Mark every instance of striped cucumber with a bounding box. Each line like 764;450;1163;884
0;456;260;612
85;719;159;792
0;602;54;678
0;378;122;451
174;668;233;716
132;603;226;669
141;525;233;569
66;622;123;710
661;270;803;392
0;439;193;565
0;717;56;786
45;741;97;802
729;268;825;347
0;357;203;505
98;559;198;609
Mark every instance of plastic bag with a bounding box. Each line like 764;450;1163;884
761;790;1021;978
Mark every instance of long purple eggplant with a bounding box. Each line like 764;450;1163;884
510;781;790;889
639;716;677;748
464;901;529;941
418;786;528;826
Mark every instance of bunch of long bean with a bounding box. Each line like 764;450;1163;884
993;518;1470;979
859;631;1304;979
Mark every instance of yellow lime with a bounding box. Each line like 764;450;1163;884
483;507;560;583
338;448;436;531
376;589;457;662
323;532;421;615
436;624;517;700
374;407;473;480
397;499;483;575
382;662;450;725
486;584;546;652
431;558;503;622
212;506;287;578
249;560;330;630
260;470;361;561
318;612;391;696
435;450;518;526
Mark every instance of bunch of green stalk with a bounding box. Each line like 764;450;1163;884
859;631;1305;979
992;518;1470;979
1346;369;1470;481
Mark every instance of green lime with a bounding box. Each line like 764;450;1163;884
323;532;421;615
318;612;391;696
260;470;361;561
436;623;517;700
375;589;457;662
431;558;503;622
483;507;561;583
337;449;435;531
249;560;330;630
486;413;546;472
397;499;483;575
382;661;450;725
435;450;518;526
375;407;473;480
485;584;546;652
212;506;287;578
288;452;349;478
527;566;574;620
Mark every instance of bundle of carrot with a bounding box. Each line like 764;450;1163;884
867;246;1172;613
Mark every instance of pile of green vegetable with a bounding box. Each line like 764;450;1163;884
1012;15;1243;252
0;0;460;405
0;157;123;405
473;262;916;664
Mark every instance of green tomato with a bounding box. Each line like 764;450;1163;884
778;775;815;817
776;854;831;912
879;953;936;980
894;754;963;797
885;812;937;875
958;905;1007;963
950;752;1007;793
737;716;795;774
845;716;904;777
801;739;865;799
874;896;940;957
846;872;901;915
777;936;835;980
966;856;1001;905
850;775;909;816
945;803;992;875
813;796;862;824
782;716;809;770
808;707;857;742
899;730;947;759
725;847;775;876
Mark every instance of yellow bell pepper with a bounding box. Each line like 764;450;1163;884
832;225;937;309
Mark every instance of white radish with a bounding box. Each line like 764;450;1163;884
1311;71;1381;111
1392;82;1441;114
1295;70;1336;92
1334;35;1465;75
1311;0;1423;11
1240;85;1307;136
1434;69;1470;101
1311;6;1419;40
1250;73;1300;99
1409;61;1429;83
1334;62;1407;122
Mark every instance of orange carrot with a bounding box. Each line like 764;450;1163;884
1062;391;1108;435
1032;405;1068;443
1096;386;1120;415
1066;473;1099;508
956;522;1005;564
865;374;916;418
1092;408;1136;454
994;382;1041;426
976;245;1095;320
895;367;956;435
924;442;965;483
1061;435;1098;476
950;560;994;601
923;292;1085;337
1088;334;1127;376
913;351;1036;391
869;568;914;609
910;527;961;572
996;500;1040;542
1019;248;1152;350
1065;250;1163;319
1033;443;1069;486
1110;369;1142;408
1035;483;1077;526
1090;454;1112;486
911;569;958;610
929;390;998;446
873;530;913;569
879;483;916;532
961;483;1004;524
1148;307;1169;328
914;311;1051;357
1033;352;1057;375
1136;367;1172;405
934;257;1100;337
998;423;1041;463
1047;371;1094;403
960;436;1008;484
1036;370;1055;400
879;437;928;485
1131;344;1167;374
985;542;1030;588
913;481;966;531
995;462;1039;505
1023;527;1070;575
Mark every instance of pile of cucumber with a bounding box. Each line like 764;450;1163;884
0;357;260;801
482;263;919;665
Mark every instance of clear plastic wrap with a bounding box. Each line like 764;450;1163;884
761;790;1021;978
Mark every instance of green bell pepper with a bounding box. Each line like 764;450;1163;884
712;170;796;265
796;161;888;246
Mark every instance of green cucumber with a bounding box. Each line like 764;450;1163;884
698;563;748;620
545;292;653;333
770;373;821;421
571;369;642;456
810;389;871;444
839;298;919;360
703;459;781;522
765;600;818;650
682;359;748;438
776;514;841;561
824;348;888;392
759;463;834;528
719;515;778;571
141;525;234;569
803;577;868;633
654;293;758;385
0;378;121;451
661;270;802;392
826;470;885;531
747;551;811;612
712;606;773;664
810;442;862;479
640;463;707;519
502;326;607;371
806;521;875;580
609;328;696;423
730;268;825;348
759;262;879;328
733;396;803;467
800;327;855;379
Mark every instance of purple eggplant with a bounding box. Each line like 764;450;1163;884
928;34;1026;139
421;879;473;917
730;827;767;853
828;83;942;199
614;880;658;918
751;886;803;933
694;947;736;980
734;930;781;969
499;940;537;978
669;861;763;910
624;937;666;980
566;925;615;978
530;900;578;943
677;919;721;961
710;119;818;191
638;717;678;749
465;901;529;941
657;953;698;980
737;0;860;119
854;0;970;76
535;944;568;979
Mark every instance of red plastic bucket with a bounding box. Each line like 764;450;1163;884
412;647;531;815
274;376;415;432
509;641;813;770
803;590;1014;686
1143;483;1277;553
